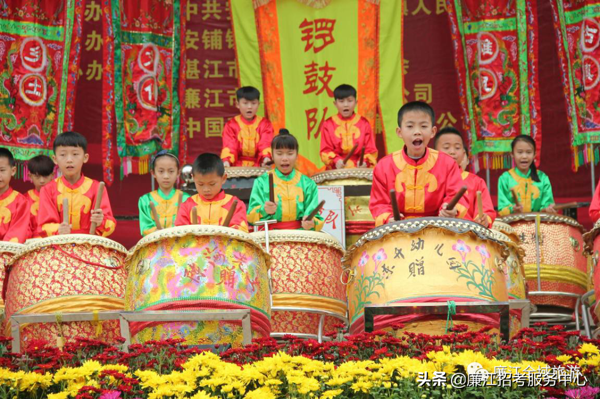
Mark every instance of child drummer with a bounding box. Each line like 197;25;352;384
25;155;55;238
37;131;117;237
248;130;324;231
175;153;248;232
369;101;468;225
434;127;496;227
0;148;31;243
319;84;378;169
138;150;190;236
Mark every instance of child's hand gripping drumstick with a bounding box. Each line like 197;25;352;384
474;191;489;227
191;207;198;224
89;182;105;235
59;198;71;235
511;187;523;213
440;186;467;218
389;189;403;221
302;200;325;230
149;202;163;230
337;144;359;169
265;173;277;215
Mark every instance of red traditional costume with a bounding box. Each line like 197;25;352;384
175;190;249;233
0;188;30;243
590;183;600;224
220;115;274;166
37;175;117;237
26;189;41;238
369;148;468;226
320;114;378;169
461;171;496;225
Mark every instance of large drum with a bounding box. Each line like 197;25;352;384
311;168;373;247
583;222;600;323
0;242;24;317
499;213;587;309
222;166;270;190
251;230;347;339
343;218;509;335
4;235;127;347
490;222;528;336
125;225;270;346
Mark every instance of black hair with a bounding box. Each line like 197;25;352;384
151;150;180;170
0;148;15;167
53;131;87;152
27;155;55;176
236;86;260;101
434;126;469;156
193;153;225;177
511;135;540;182
271;129;299;152
397;101;435;127
333;84;357;100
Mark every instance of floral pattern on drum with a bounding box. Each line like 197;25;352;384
351;250;386;321
125;233;270;345
450;240;498;302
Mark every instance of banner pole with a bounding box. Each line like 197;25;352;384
592;144;596;197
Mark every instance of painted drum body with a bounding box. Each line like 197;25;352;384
311;168;373;247
0;242;23;314
125;225;270;346
251;230;347;338
4;235;127;347
500;213;587;309
343;218;509;336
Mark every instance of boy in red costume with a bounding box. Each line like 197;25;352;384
0;148;30;243
320;84;378;169
220;86;274;167
369;101;468;226
37;131;116;237
25;155;55;238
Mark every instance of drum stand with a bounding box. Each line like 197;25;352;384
580;290;597;338
528;216;583;330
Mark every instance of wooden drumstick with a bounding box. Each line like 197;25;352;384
269;173;275;203
343;144;359;165
89;182;105;235
511;187;521;207
358;147;366;167
62;198;69;225
305;200;326;221
476;191;484;219
553;202;579;211
390;189;401;221
222;200;238;228
191;207;198;225
149;202;163;230
445;186;468;211
177;191;183;214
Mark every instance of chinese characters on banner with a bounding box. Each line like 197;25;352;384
0;0;84;162
551;1;600;170
184;0;239;158
317;186;345;247
446;0;541;169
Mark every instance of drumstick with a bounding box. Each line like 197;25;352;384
511;187;521;207
445;186;468;211
89;182;105;235
269;173;275;203
222;200;238;227
149;202;162;230
358;147;366;167
390;189;401;221
305;200;326;221
177;191;183;214
191;207;198;224
343;144;359;165
553;202;579;211
62;198;69;225
477;191;484;219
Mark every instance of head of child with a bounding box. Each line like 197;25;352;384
53;131;89;184
192;153;226;200
434;127;467;168
272;129;298;175
236;86;260;122
397;101;437;158
333;84;357;119
0;148;16;195
511;135;539;181
27;155;55;192
151;150;180;193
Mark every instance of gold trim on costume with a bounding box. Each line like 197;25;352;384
392;150;439;213
508;169;540;213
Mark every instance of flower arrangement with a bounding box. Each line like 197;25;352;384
0;323;597;398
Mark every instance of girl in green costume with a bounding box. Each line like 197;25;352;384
138;150;190;236
497;135;556;216
248;130;324;231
